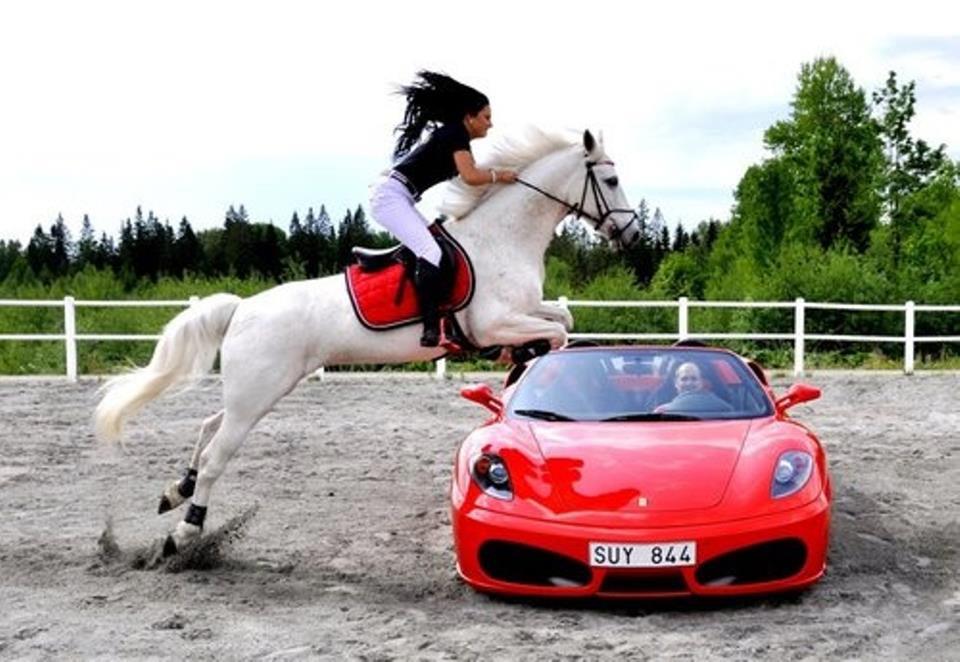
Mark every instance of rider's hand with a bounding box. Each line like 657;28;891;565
496;169;519;184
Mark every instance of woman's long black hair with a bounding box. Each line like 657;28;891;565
393;70;489;159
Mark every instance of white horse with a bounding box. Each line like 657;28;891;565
94;128;639;554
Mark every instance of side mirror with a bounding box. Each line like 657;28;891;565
775;383;821;414
461;383;503;416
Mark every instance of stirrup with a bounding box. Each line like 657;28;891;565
438;318;462;353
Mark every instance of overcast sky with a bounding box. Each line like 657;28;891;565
1;0;957;246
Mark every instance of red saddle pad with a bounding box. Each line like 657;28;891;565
344;231;475;330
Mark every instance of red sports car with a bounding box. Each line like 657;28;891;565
452;344;830;598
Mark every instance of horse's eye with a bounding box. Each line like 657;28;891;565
604;177;619;188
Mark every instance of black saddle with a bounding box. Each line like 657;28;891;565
351;243;411;272
351;222;457;281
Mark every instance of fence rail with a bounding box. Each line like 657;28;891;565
0;296;957;380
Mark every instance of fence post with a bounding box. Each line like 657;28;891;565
678;297;689;341
64;296;77;381
794;298;805;377
904;300;915;375
435;357;446;379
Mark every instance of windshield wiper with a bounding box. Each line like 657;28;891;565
513;409;577;422
601;412;703;422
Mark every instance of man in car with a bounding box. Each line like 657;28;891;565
658;362;733;413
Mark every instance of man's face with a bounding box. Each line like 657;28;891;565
675;363;702;393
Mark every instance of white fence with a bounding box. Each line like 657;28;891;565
1;296;958;381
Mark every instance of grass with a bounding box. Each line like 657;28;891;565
1;268;956;375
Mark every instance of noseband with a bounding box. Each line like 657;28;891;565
516;161;639;245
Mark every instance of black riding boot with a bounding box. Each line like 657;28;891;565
414;258;443;347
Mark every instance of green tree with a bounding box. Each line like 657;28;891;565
872;70;951;266
25;224;57;280
50;214;72;276
286;211;308;277
95;232;116;271
0;240;23;282
315;205;337;275
671;223;689;252
729;158;801;267
765;57;884;252
249;223;287;280
620;198;660;286
336;206;378;269
76;215;97;271
650;251;706;299
221;205;256;278
173;217;203;276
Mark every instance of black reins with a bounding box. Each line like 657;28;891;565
515;160;639;244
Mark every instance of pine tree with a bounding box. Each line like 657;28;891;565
0;240;24;281
301;207;322;277
254;223;286;280
872;70;950;264
26;225;54;279
96;232;116;271
316;205;337;275
50;214;72;276
174;217;203;276
621;198;657;285
221;205;255;277
672;223;689;252
117;219;136;279
336;208;355;270
77;214;97;271
286;211;307;277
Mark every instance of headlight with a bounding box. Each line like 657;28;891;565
771;451;814;499
471;453;513;500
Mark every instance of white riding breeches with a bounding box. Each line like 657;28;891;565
369;176;442;267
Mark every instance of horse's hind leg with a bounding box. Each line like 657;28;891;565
157;410;224;514
162;413;255;554
162;361;306;555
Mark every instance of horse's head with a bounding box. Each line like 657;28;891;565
439;126;640;249
570;130;641;249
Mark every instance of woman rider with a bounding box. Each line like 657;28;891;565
370;70;518;347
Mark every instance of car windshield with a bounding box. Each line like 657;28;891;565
508;348;773;422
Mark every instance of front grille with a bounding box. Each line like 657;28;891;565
478;541;592;587
599;571;688;595
695;538;807;586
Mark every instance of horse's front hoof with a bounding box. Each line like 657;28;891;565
162;534;179;557
158;496;174;514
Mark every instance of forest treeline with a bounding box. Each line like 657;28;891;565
1;57;958;372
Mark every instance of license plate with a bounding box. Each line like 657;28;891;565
589;541;697;568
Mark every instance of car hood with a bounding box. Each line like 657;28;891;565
526;420;753;515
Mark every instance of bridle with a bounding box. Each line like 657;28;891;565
516;160;639;245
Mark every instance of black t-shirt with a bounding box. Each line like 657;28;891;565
393;122;471;195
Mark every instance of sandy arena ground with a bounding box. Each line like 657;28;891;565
1;371;958;660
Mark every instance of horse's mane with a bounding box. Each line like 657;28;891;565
439;126;576;219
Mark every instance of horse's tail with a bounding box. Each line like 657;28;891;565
94;293;242;443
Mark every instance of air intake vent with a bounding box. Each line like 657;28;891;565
599;571;688;595
479;541;591;587
695;538;806;586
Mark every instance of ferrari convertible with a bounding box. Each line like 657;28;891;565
451;344;830;598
